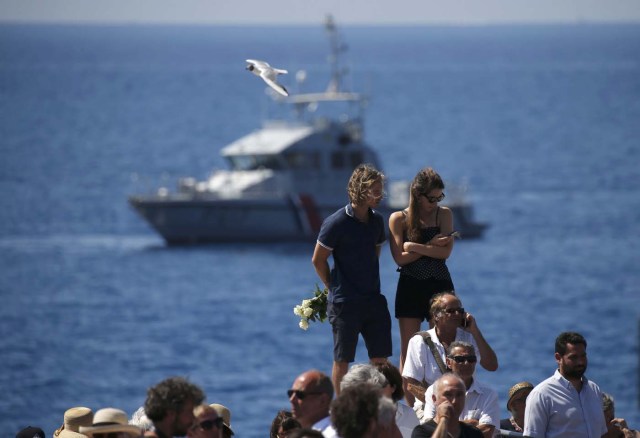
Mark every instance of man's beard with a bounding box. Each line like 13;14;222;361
562;364;586;379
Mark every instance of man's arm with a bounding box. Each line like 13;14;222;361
311;243;332;289
523;389;546;438
465;314;498;371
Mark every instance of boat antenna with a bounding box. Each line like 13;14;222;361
324;14;348;93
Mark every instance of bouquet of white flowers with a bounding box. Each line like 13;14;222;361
293;285;329;330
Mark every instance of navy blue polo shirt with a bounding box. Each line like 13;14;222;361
317;204;387;303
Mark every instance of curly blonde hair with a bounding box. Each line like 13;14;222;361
347;164;385;205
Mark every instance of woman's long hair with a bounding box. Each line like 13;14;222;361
406;167;444;242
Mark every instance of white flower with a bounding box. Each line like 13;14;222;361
303;307;314;317
293;305;303;316
299;319;309;330
302;299;312;308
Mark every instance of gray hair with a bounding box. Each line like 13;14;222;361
377;396;397;427
340;364;388;391
129;406;154;431
432;373;466;397
447;341;474;356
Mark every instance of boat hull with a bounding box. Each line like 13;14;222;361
128;195;487;245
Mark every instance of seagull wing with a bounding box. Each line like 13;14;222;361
261;76;289;96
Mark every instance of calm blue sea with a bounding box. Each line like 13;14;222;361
1;23;639;436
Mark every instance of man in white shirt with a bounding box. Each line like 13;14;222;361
523;331;607;438
422;341;499;438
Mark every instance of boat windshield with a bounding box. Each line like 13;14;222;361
227;154;285;171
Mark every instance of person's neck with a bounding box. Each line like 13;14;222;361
152;422;172;438
461;375;473;389
351;202;370;222
561;371;584;392
435;325;456;345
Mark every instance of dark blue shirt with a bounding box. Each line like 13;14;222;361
317;204;387;303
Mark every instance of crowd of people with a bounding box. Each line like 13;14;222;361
17;165;638;438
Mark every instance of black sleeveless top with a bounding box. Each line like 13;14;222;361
398;208;452;281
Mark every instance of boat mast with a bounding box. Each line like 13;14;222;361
325;15;348;93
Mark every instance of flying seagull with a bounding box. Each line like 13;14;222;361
246;59;289;96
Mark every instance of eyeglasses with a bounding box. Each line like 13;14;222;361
422;193;445;203
287;389;324;400
197;417;224;431
449;355;477;364
443;307;465;315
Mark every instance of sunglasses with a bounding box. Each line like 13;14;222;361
287;389;323;400
449;355;477;364
443;307;465;315
422;193;445;203
197;417;224;431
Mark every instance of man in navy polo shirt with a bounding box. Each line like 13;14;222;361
312;163;392;395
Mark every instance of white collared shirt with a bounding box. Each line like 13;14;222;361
402;327;481;386
313;416;337;438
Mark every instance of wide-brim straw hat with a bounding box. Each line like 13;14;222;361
506;381;534;411
210;403;234;435
79;408;141;437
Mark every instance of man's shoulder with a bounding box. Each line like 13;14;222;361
323;206;349;224
584;376;603;393
527;374;560;401
471;379;498;395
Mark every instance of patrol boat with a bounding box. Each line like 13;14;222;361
128;17;488;244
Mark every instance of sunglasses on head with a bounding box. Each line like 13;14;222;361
449;355;477;364
197;417;224;431
287;389;323;400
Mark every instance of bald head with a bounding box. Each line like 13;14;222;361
289;370;333;428
432;373;466;421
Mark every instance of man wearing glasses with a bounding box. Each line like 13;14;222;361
188;405;225;438
288;369;335;436
402;292;498;408
312;164;392;396
422;342;500;438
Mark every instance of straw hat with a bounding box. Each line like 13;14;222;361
506;381;534;411
56;407;93;438
79;408;142;437
210;403;234;435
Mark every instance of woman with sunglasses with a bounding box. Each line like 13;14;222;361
389;168;455;376
188;405;224;438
